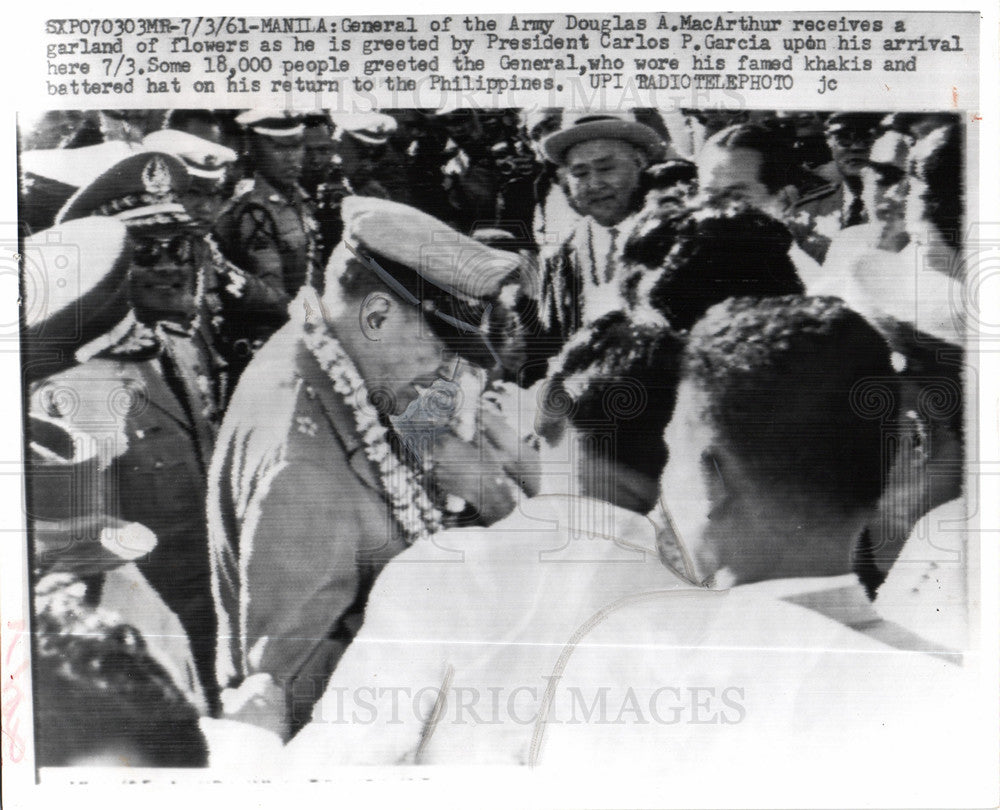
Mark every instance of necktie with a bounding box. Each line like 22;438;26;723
604;228;619;283
844;194;866;228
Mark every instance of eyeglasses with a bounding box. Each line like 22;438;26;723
830;129;874;146
132;234;198;267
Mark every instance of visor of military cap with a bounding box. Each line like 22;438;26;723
345;129;390;146
55;152;192;225
825;113;883;133
23;216;131;332
338;196;521;300
236;109;305;138
333;112;397;145
540;113;666;165
142;128;237;179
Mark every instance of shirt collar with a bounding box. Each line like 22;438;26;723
588;210;641;238
526;492;661;554
730;572;879;627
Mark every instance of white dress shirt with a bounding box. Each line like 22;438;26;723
533;571;979;802
285;493;688;768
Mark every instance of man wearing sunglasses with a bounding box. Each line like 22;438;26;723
35;151;226;713
795;112;882;233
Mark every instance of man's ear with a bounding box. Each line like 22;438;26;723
776;184;799;216
701;447;734;520
359;291;394;342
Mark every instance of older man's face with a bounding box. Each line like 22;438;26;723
564;139;645;227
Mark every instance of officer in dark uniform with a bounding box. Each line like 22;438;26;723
794;113;882;233
213;110;321;379
300;112;349;267
35;151;224;712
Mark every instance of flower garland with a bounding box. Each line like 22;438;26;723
302;322;444;545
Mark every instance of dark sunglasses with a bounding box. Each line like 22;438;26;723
132;233;198;267
830;128;874;146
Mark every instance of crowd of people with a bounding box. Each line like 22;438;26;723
20;106;969;771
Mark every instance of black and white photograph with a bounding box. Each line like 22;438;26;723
3;7;997;810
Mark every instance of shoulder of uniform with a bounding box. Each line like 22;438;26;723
30;358;135;419
231;177;256;199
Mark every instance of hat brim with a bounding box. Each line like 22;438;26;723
116;202;192;225
185;164;227;180
346;130;390;146
336;196;521;301
22;216;132;342
250;124;305;138
541;120;666;165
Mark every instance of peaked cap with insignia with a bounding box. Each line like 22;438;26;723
56;152;192;228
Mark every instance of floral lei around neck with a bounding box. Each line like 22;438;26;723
302;320;444;545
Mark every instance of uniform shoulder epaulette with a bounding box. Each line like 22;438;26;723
100;319;161;360
215;179;257;224
231;177;256;199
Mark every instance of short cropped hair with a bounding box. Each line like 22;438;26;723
623;202;804;331
33;575;208;767
683;296;895;509
703;124;793;193
538;311;684;483
645;159;697;192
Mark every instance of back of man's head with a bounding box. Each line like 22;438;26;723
33;574;208;767
622;202;804;331
538;311;684;505
683;296;895;512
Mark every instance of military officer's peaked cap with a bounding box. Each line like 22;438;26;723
23;216;130;336
332;112;397;146
142;129;237;179
235;109;305;138
55;152;192;228
825;112;883;136
334;196;521;302
22;141;139;190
